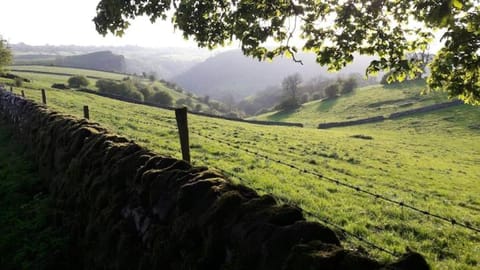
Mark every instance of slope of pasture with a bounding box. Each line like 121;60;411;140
251;81;451;127
9;65;126;80
4;66;202;108
17;87;480;269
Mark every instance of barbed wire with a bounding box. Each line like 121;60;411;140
190;129;480;234
217;168;401;258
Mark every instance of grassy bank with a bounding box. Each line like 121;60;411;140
0;121;67;270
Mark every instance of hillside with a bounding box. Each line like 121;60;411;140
251;81;455;127
3;65;223;115
54;51;126;73
172;50;376;100
11;43;211;79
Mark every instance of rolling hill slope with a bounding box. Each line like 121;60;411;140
172;50;376;100
251;81;460;127
4;65;219;114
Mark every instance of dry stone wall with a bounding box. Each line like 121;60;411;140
0;90;429;270
318;100;463;129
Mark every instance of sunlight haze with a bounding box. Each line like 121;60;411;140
0;0;198;47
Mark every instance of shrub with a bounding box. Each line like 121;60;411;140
14;77;23;87
341;77;358;94
51;83;70;90
312;93;323;100
275;97;300;111
151;91;173;107
137;85;153;100
176;98;186;106
68;76;89;88
324;84;339;99
96;79;144;101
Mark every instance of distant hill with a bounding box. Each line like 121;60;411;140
172;50;377;100
54;51;126;73
10;43;212;78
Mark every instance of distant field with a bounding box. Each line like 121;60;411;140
3;65;205;109
251;81;451;127
12;85;480;270
9;65;127;80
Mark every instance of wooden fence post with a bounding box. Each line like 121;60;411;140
175;107;191;163
21;90;25;97
83;105;90;119
41;89;47;105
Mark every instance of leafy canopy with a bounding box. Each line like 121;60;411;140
94;0;480;104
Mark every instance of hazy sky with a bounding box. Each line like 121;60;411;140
0;0;199;47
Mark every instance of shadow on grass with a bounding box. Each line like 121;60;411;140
266;108;299;121
316;97;338;112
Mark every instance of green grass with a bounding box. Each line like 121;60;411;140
9;65;127;80
12;84;480;269
251;81;452;127
4;65;211;112
0;121;67;269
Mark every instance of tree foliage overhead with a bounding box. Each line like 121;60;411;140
94;0;480;104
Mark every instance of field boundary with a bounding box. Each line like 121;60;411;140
78;88;304;127
318;100;463;129
10;68;119;81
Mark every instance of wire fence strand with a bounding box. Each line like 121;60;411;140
191;129;480;234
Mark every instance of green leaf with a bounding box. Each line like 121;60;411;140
452;0;463;9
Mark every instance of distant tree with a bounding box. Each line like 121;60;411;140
300;94;309;104
194;104;202;112
142;72;147;78
137;85;153;100
68;75;89;88
340;77;358;95
0;36;12;71
176;98;186;106
282;73;302;102
151;91;173;107
277;73;302;110
324;84;339;99
96;79;144;101
312;93;322;101
203;95;210;104
148;73;156;82
186;98;194;108
51;83;69;90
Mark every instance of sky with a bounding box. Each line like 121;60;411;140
0;0;444;52
0;0;199;48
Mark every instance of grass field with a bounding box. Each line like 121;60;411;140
9;65;127;80
7;83;478;269
0;121;67;269
251;81;452;127
4;65;203;106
